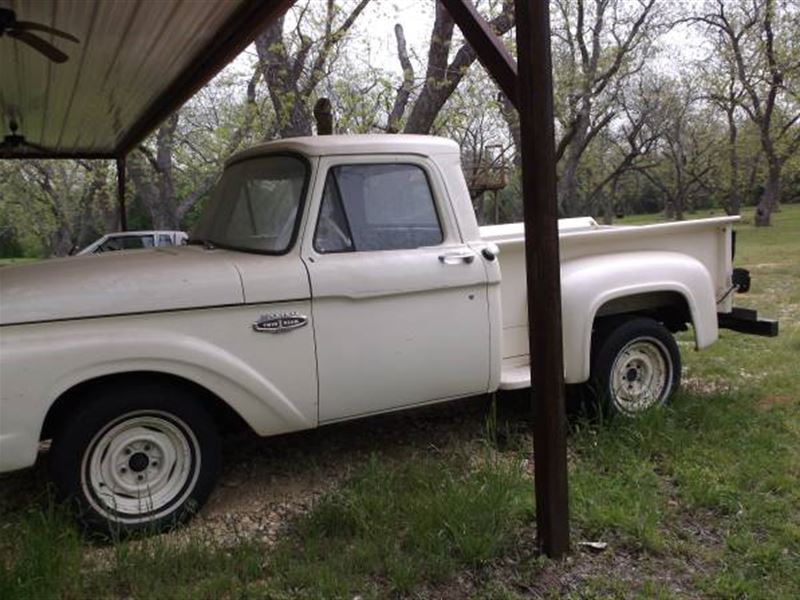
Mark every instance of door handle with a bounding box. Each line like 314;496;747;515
438;251;476;265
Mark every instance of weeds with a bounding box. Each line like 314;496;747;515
267;451;532;597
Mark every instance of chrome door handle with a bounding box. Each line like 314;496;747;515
438;251;476;265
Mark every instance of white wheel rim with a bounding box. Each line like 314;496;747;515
81;410;201;524
609;336;672;415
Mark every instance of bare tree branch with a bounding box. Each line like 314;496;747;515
387;23;414;133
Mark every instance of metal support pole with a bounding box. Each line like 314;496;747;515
116;156;128;231
515;0;570;558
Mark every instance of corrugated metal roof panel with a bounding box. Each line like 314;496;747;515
0;0;248;157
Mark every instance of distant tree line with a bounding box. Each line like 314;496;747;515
1;0;797;257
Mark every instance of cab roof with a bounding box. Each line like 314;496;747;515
227;134;461;164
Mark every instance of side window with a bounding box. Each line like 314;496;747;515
314;172;354;253
314;164;443;253
157;234;173;246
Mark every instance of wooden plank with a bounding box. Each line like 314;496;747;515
439;0;518;103
514;0;570;558
440;0;569;560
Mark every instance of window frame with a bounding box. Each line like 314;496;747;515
312;161;445;255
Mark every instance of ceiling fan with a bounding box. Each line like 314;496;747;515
0;8;79;63
0;121;48;156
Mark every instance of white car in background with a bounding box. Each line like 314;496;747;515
77;230;187;255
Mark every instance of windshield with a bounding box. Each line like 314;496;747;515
191;155;308;254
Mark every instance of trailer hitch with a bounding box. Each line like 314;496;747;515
718;307;779;337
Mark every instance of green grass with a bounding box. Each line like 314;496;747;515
568;389;799;598
0;205;798;598
560;204;800;598
265;453;532;598
0;453;532;599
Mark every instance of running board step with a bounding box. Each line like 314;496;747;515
499;363;531;390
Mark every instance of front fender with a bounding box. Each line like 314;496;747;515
561;251;718;383
0;310;317;471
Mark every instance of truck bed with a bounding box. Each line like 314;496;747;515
481;216;739;389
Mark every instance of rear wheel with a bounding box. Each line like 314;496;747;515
50;382;221;537
590;317;681;417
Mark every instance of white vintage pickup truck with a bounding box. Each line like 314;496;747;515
0;135;777;534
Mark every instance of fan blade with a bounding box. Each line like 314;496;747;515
0;139;50;155
7;30;68;63
14;21;79;43
21;139;51;153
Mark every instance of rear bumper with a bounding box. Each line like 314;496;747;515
718;307;779;337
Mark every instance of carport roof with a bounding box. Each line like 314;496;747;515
0;0;295;159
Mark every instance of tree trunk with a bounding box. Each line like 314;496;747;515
499;93;521;166
128;151;181;230
401;1;514;135
755;161;780;226
48;226;74;257
674;189;685;221
128;114;183;229
255;19;313;139
601;177;621;225
556;103;590;217
724;108;741;215
664;197;674;220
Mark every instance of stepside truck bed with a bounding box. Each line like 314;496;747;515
481;216;739;389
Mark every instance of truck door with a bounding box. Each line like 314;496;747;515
302;155;491;422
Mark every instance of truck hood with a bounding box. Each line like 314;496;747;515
0;246;246;326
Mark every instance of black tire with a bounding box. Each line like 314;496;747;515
589;317;681;417
49;381;221;537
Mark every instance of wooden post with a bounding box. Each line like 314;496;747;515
515;0;570;558
116;156;128;232
314;98;333;135
439;0;570;559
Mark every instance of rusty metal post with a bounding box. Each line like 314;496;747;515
515;0;570;558
116;156;128;231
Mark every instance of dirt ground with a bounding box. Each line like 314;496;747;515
0;395;499;549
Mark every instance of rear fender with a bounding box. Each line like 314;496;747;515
561;251;718;383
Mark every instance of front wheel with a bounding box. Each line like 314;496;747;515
50;382;221;537
590;317;681;417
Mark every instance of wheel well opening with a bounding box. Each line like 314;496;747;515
594;291;692;335
40;372;251;441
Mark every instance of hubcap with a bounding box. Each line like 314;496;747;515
610;337;672;414
128;452;150;472
81;411;200;524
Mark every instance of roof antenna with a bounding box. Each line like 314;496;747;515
314;98;333;136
